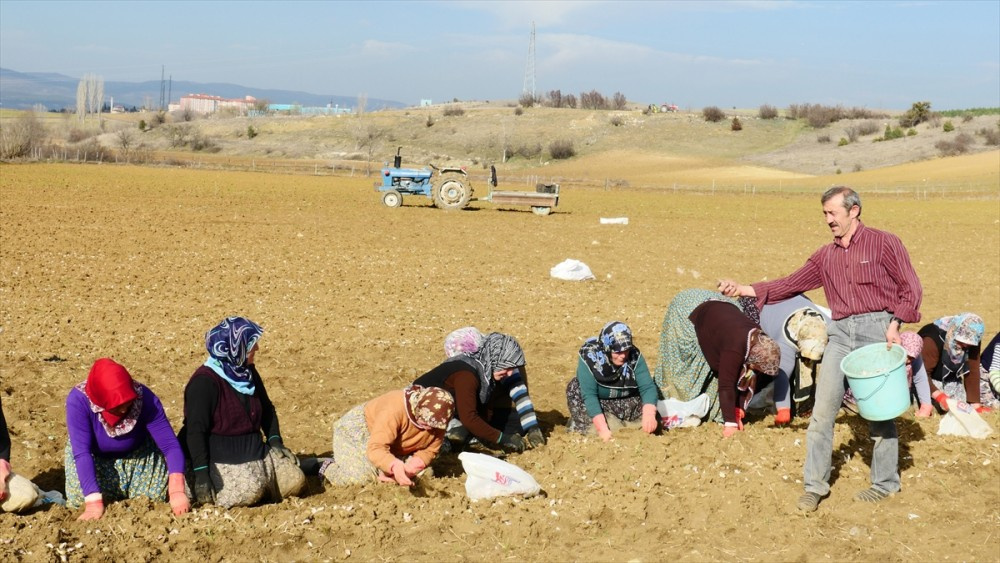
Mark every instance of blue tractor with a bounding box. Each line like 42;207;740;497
376;147;473;210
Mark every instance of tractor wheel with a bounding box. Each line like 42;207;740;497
381;190;402;208
531;206;552;216
434;174;471;210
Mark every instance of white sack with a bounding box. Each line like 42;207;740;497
938;398;994;439
656;394;711;429
550;259;595;281
458;452;541;501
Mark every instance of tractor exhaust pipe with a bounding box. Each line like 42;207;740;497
393;146;402;169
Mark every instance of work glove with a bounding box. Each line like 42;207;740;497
403;456;426;477
78;496;105;521
641;404;658;434
268;438;299;465
735;408;746;430
498;432;527;453
0;459;10;503
193;469;215;505
932;391;950;412
972;403;992;414
722;422;740;438
525;427;546;448
774;408;792;426
167;472;190;516
388;459;413;487
592;415;613;442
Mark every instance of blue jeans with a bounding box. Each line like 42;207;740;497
803;311;900;496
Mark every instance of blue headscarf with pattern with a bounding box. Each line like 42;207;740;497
203;316;263;395
579;321;641;387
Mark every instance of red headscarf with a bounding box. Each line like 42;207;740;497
84;358;138;427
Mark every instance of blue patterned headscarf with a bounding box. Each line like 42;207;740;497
579;321;641;387
203;316;263;395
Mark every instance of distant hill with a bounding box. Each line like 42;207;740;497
0;68;406;111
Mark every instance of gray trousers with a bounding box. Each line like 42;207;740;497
804;311;900;496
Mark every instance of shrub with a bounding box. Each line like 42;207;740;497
546;89;563;108
883;124;904;140
425;115;434;127
612;92;627;110
0;113;46;159
817;134;831;143
857;120;880;136
247;125;258;138
548;139;575;159
609;115;624;127
935;133;974;156
580;90;609;110
151;111;167;126
514;143;542;159
702;106;725;122
978;126;1000;145
838;137;849;146
899;101;932;127
731;117;742;131
138;120;147;131
758;104;778;119
962;114;974;123
907;128;917;136
844;126;860;143
67;128;93;143
942;120;954;132
513;106;523;116
442;106;465;117
853;164;863;172
518;92;536;108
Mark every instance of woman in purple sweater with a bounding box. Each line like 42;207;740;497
65;358;189;520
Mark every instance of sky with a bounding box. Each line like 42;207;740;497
1;0;998;110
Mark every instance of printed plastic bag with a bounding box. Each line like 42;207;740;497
458;452;541;501
550;259;595;281
656;394;710;429
938;398;994;439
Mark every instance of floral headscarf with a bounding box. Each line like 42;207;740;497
934;313;985;365
403;385;455;430
456;332;526;404
204;316;263;395
899;331;923;359
79;358;143;438
444;327;484;358
746;330;780;376
579;321;641;387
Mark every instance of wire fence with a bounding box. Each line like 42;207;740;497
13;151;1000;199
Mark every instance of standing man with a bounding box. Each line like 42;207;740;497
718;186;922;512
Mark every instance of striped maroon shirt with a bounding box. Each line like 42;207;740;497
752;221;922;322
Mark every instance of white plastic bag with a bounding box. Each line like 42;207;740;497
458;452;541;501
938;398;994;439
599;217;629;225
656;394;710;429
549;259;595;281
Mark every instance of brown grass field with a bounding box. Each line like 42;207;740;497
1;109;999;562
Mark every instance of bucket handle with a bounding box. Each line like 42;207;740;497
854;372;891;402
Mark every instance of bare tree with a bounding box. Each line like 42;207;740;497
76;78;88;122
356;93;367;116
116;129;136;162
88;74;104;124
351;119;385;176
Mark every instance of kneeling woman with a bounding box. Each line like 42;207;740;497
414;332;544;453
566;321;658;441
179;317;305;509
65;358;189;520
319;385;454;487
689;300;780;437
918;313;990;413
